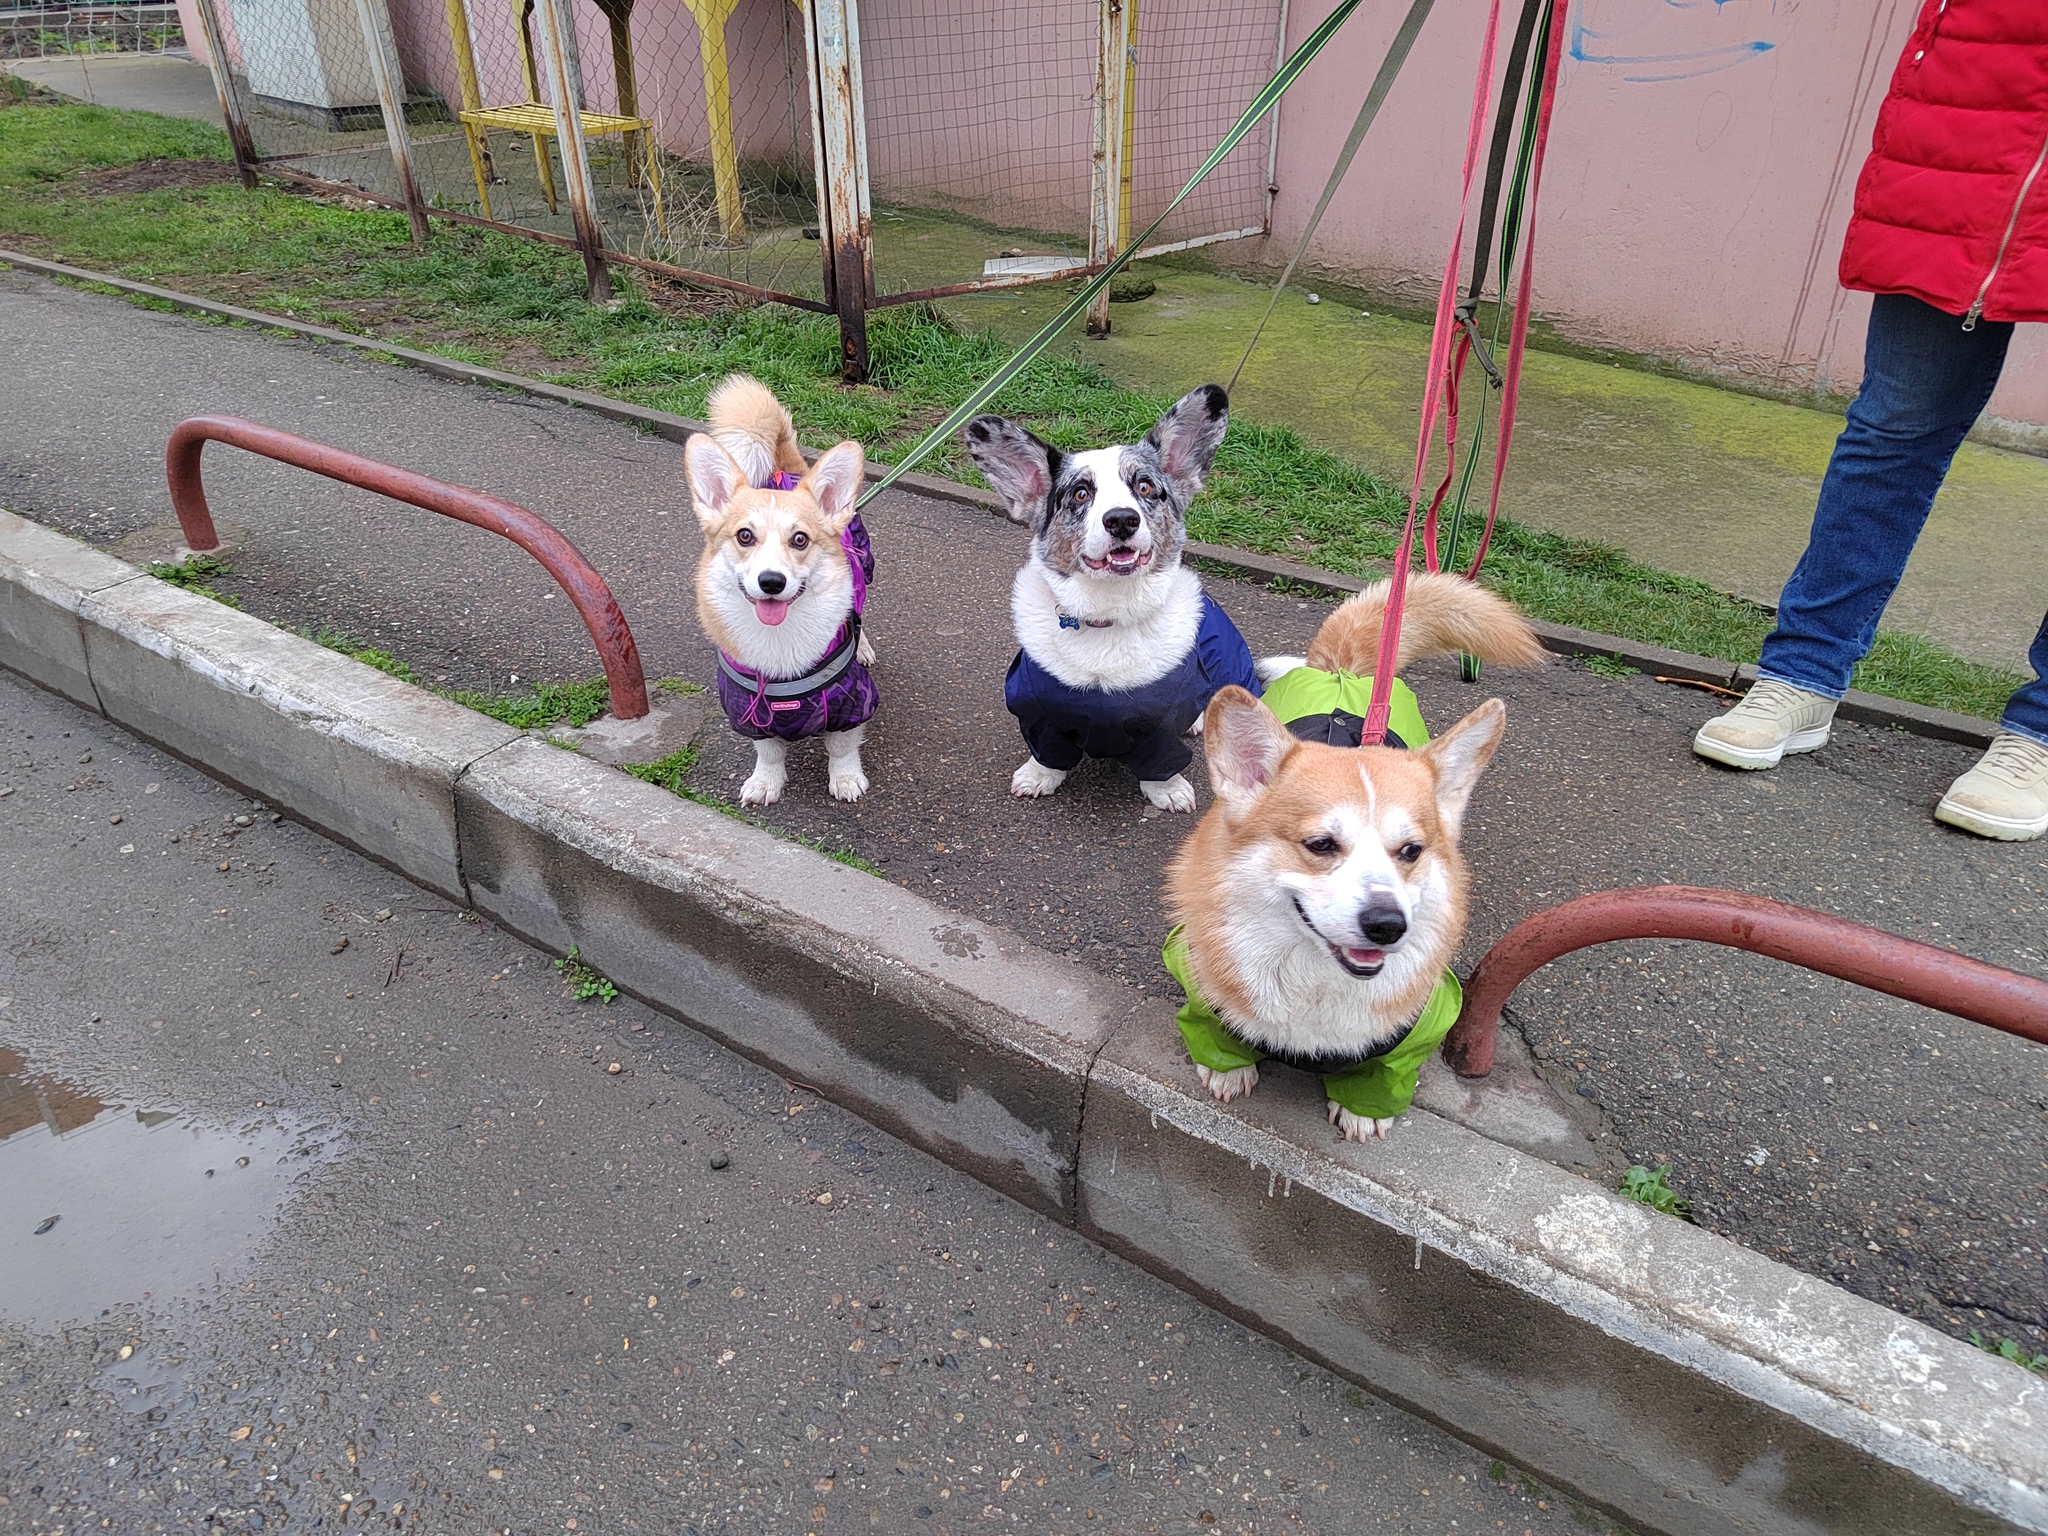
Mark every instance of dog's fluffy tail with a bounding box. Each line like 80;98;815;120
1305;572;1545;676
706;373;806;488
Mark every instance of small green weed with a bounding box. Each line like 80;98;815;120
1620;1163;1691;1219
622;744;700;794
554;944;617;1003
1970;1330;2048;1374
308;627;424;684
653;677;706;697
144;552;241;609
1581;652;1641;679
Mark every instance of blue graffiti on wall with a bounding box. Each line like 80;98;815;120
1571;0;1777;84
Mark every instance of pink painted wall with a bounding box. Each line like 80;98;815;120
1260;0;2048;430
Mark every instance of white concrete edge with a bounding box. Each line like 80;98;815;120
1089;1059;2048;1531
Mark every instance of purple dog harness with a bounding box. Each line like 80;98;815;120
715;470;878;741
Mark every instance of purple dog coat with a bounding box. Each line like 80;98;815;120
715;471;878;741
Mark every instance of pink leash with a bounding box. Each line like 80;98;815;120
1358;0;1565;745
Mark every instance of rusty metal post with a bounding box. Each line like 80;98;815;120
532;0;614;304
1441;885;2048;1078
188;0;259;190
1086;0;1131;338
166;415;650;719
351;0;432;246
805;0;872;383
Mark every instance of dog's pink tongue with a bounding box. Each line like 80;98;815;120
1343;946;1384;968
752;597;790;626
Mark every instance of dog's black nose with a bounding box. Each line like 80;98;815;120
757;570;787;596
1358;903;1407;947
1102;509;1141;542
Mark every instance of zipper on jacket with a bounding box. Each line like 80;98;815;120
1965;128;2048;331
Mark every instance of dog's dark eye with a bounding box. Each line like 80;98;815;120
1397;841;1425;864
735;528;756;547
1135;476;1156;498
1301;835;1341;857
790;531;810;550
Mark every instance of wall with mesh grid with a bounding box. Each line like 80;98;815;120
1127;0;1280;249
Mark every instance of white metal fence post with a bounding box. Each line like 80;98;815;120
1087;0;1132;338
532;0;614;303
805;0;873;382
351;0;432;244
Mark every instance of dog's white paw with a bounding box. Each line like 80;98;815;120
856;631;878;667
828;761;869;802
739;768;786;807
1256;654;1308;683
1140;774;1197;813
1197;1063;1259;1103
1327;1100;1396;1142
1011;758;1069;798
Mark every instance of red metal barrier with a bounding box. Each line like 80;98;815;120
165;415;648;720
1442;885;2048;1077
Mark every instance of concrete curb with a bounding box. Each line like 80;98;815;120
0;248;2002;753
2;511;2041;1535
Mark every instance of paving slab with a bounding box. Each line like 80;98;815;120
2;51;223;121
1;266;2042;1369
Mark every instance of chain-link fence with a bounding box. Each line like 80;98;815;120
2;1;184;59
183;0;1286;354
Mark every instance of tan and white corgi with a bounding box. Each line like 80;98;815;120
1164;573;1544;1141
687;374;877;807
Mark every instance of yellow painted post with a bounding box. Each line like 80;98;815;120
442;0;497;213
1118;0;1137;249
682;0;744;244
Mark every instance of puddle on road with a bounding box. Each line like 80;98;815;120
0;1044;343;1329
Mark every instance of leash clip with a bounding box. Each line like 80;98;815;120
1454;305;1504;389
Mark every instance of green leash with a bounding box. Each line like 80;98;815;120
855;0;1375;511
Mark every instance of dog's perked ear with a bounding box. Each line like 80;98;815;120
962;415;1062;527
1203;686;1296;811
1418;698;1507;839
801;440;866;534
685;433;748;531
1142;384;1229;502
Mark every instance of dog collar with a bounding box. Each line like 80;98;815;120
1057;610;1115;631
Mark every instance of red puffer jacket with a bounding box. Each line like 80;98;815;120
1838;0;2048;325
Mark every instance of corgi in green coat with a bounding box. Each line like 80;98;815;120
1164;573;1544;1141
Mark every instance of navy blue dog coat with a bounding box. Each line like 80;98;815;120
1004;593;1260;781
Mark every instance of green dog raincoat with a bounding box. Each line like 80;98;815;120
1162;666;1457;1119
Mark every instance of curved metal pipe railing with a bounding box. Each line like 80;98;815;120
1443;885;2048;1077
166;414;648;719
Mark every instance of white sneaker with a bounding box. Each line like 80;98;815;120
1693;679;1838;770
1934;732;2048;841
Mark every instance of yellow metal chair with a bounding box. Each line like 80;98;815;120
442;0;667;234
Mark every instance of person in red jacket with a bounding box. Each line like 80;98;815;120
1694;0;2048;840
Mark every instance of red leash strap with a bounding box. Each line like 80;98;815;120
1359;0;1504;746
1359;0;1567;742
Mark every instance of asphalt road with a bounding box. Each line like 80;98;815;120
0;666;1606;1535
2;269;2043;1360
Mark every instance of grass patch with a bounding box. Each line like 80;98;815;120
451;677;611;732
553;944;617;1003
622;743;699;794
144;551;241;609
1620;1164;1691;1220
7;91;2029;720
1580;652;1641;680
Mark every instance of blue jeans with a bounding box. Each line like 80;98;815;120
1758;293;2048;747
